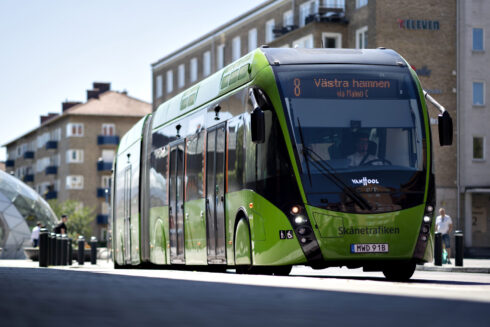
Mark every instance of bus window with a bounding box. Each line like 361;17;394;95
227;115;245;193
150;145;168;207
186;131;205;201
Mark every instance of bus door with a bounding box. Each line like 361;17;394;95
169;141;186;264
206;123;227;264
123;165;131;264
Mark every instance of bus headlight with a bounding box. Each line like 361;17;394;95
423;216;431;223
294;216;306;224
426;205;434;213
291;206;301;214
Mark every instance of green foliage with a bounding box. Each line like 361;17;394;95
48;199;95;240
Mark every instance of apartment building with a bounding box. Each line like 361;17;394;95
4;82;151;240
151;0;490;255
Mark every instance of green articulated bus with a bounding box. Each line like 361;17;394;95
111;47;453;281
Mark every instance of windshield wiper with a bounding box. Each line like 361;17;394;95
296;119;372;211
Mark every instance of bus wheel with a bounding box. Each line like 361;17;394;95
382;261;416;281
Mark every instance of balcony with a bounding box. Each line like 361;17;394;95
273;25;298;37
45;166;58;175
97;214;109;224
97;161;113;171
97;135;120;145
5;160;14;167
23;151;34;159
97;188;110;198
23;174;34;183
45;191;58;200
45;141;58;150
304;7;347;25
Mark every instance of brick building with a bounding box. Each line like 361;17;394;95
151;0;490;254
4;83;151;240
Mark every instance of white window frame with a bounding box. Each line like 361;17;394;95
102;149;115;162
356;0;368;8
299;0;316;27
248;28;257;52
178;64;185;88
203;51;211;76
166;70;173;93
283;10;293;27
66;175;84;190
66;123;84;137
102;123;115;136
101;175;111;188
293;34;314;48
190;57;198;83
266;19;275;43
473;81;485;106
322;32;342;48
232;36;241;61
66;149;84;164
356;26;368;49
472;136;485;161
472;27;484;51
217;44;225;70
156;75;163;98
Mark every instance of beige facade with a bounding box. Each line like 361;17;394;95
4;83;151;241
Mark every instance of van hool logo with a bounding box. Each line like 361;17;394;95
351;177;379;186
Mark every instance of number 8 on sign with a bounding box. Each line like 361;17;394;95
293;78;301;97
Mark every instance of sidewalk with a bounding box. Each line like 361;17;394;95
416;258;490;273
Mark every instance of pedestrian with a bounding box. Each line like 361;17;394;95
435;208;453;264
54;214;68;235
30;221;42;247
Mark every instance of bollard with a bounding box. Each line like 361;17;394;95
455;230;464;267
434;232;442;266
61;235;68;266
55;234;62;266
77;236;85;265
49;233;56;266
68;238;73;266
39;228;49;267
90;236;97;265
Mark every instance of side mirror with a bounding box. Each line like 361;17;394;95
438;111;453;146
251;107;265;143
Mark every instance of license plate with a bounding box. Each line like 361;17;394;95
351;243;389;253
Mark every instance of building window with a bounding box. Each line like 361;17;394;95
283;10;293;26
190;58;198;83
156;75;163;98
203;51;211;76
299;1;316;27
178;64;185;88
66;149;84;163
66;175;84;190
232;36;241;61
266;19;275;43
356;0;368;8
102;175;111;188
248;28;257;52
473;81;485;106
66;123;83;137
102;123;115;136
293;34;314;48
102;149;115;162
166;70;173;93
473;136;485;160
356;26;368;49
322;32;342;48
473;28;484;51
217;44;225;70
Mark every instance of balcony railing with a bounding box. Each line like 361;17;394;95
5;160;14;167
45;191;58;200
304;6;346;25
97;214;109;224
23;151;34;159
22;174;34;182
45;141;58;150
97;188;110;198
97;135;120;145
273;25;298;37
97;161;113;171
45;166;58;175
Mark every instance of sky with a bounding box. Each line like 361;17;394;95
0;0;266;161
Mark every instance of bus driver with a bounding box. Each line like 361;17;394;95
347;133;378;166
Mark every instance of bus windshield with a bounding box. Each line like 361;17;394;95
275;64;426;213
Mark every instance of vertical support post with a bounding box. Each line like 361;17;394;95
434;232;442;266
68;238;73;265
55;234;62;266
455;230;464;267
77;236;85;266
61;235;68;265
49;233;56;266
39;228;49;267
90;236;98;265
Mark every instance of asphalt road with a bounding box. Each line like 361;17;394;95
0;263;489;327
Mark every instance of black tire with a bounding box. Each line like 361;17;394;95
382;262;416;281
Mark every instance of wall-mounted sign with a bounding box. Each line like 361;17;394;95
398;19;440;30
414;66;432;77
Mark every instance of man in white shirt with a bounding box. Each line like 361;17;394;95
435;208;453;264
30;221;41;247
347;134;378;166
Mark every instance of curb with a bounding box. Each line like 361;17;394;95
416;265;490;274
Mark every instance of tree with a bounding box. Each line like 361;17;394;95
48;199;95;240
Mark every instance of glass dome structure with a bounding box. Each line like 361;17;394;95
0;170;58;259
